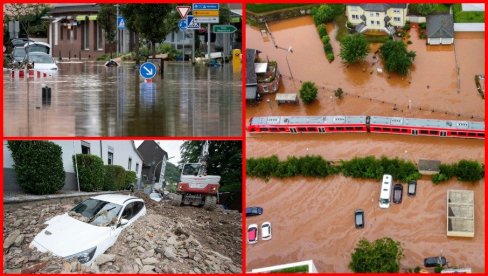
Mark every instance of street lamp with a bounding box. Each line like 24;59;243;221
285;46;294;83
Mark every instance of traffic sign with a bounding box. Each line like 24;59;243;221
178;19;188;30
192;3;219;10
117;17;126;30
140;62;157;79
212;25;238;33
176;6;191;18
186;15;201;30
193;10;219;17
194;17;219;24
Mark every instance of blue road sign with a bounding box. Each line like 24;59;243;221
117;17;126;30
193;3;219;10
140;62;157;79
186;15;201;30
179;19;188;30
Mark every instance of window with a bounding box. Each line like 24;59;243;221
108;152;113;165
81;141;90;154
128;158;132;170
376;12;380;17
376;21;380;25
135;163;139;174
394;9;401;13
371;20;375;25
346;127;354;131
97;23;103;50
352;14;359;20
430;130;439;135
307;127;316;132
279;128;286;131
370;13;374;17
298;127;306;132
260;128;268;132
355;127;363;131
394;17;401;22
420;130;429;135
383;128;391;132
121;201;144;221
350;6;358;11
83;20;89;49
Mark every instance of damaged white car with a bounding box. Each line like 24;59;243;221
30;194;146;265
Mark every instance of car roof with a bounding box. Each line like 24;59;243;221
91;194;142;205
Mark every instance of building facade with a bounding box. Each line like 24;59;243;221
346;4;408;35
137;140;168;186
4;140;143;193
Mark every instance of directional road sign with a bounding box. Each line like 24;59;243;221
212;25;238;33
117;17;126;30
178;19;188;30
193;10;219;17
186;15;201;30
176;6;191;18
192;3;219;10
140;62;157;79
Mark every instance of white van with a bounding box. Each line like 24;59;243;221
379;174;392;208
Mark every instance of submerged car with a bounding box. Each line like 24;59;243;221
424;256;447;267
248;224;258;244
408;180;417;197
30;194;146;265
354;209;365;229
393;184;403;204
11;46;26;64
23;52;58;71
261;222;272;240
246;206;263;217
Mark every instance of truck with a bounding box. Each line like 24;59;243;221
171;141;221;210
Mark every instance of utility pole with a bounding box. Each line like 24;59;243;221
207;23;211;64
115;4;119;58
192;30;195;65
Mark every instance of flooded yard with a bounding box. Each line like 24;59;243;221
4;62;242;137
246;16;484;121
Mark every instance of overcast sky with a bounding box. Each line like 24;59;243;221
134;140;184;164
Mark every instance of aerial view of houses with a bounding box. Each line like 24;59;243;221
245;3;484;273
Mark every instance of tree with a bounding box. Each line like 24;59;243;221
349;237;404;273
4;4;50;38
164;162;180;184
299;81;318;104
340;34;369;64
409;4;435;16
312;4;345;24
455;160;484;182
120;4;179;58
380;40;416;76
97;5;116;58
335;88;344;99
180;141;242;187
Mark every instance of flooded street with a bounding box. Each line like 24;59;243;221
246;16;484;120
4;62;242;137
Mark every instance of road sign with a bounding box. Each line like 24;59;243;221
140;62;157;79
176;6;191;18
186;15;201;30
178;19;188;30
194;17;219;24
192;3;219;10
193;10;219;17
117;17;126;30
212;25;238;33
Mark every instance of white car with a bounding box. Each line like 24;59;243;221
23;52;58;72
30;194;146;265
261;222;272;240
247;224;258;244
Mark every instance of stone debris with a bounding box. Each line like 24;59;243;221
3;192;242;273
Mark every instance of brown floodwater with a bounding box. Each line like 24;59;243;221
4;62;242;137
246;17;484;120
246;176;484;272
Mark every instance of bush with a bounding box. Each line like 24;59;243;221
157;43;181;60
125;170;137;188
434;266;443;273
324;42;333;53
73;154;104;192
312;4;344;24
432;173;449;184
419;23;427;30
455;160;484;182
8;141;65;195
322;35;330;45
339;34;369;64
335;88;344;99
340;156;420;182
404;21;411;31
414;266;421;273
349;237;403;272
317;24;327;38
299;81;318;104
103;165;126;191
246;156;279;179
380;40;416;76
326;52;335;62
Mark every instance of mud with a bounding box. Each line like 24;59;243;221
246;17;484;120
246;176;484;272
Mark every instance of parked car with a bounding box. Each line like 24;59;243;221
393;184;403;204
248;224;258;244
30;194;146;265
23;52;58;71
424;256;447;267
11;38;34;48
261;222;272;240
354;209;365;229
408;180;417;197
24;41;51;55
246;206;263;217
11;46;26;64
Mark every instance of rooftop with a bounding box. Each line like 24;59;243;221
427;14;454;39
348;4;407;12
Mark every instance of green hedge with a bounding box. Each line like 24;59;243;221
103;165;126;191
8;141;65;195
73;154;104;192
341;156;420;182
124;170;137;188
433;160;484;184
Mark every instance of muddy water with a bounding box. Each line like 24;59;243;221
4;62;242;137
246;176;484;272
246;17;484;120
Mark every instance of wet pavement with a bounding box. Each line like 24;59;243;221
4;62;242;137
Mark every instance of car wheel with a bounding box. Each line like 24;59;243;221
203;196;217;211
171;194;182;206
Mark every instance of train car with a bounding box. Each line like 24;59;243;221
247;116;368;133
369;116;484;139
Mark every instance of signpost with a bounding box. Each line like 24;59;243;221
140;62;157;80
178;19;188;30
192;3;219;24
212;25;237;33
186;15;201;30
117;16;126;30
176;6;191;18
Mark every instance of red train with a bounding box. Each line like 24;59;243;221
247;115;485;139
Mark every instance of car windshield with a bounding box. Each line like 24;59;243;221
28;54;54;64
13;48;25;57
27;45;49;54
182;164;201;175
248;228;256;240
262;225;270;235
380;198;389;204
69;198;122;227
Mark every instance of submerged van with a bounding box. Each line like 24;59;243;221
379;174;392;208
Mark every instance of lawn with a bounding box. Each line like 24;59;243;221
247;4;313;14
453;4;485;23
269;265;310;273
408;4;450;15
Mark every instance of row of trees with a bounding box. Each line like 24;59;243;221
247;155;484;184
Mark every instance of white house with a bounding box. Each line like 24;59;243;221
427;14;454;45
346;4;408;35
4;140;144;193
